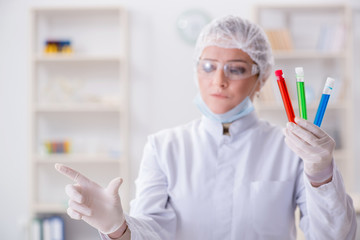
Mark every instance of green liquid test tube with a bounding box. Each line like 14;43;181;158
295;67;307;120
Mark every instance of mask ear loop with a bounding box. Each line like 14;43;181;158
248;62;262;100
247;74;261;101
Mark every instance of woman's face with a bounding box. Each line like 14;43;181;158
197;46;260;114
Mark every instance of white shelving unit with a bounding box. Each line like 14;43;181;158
350;6;360;215
29;6;129;239
253;4;353;188
253;4;355;239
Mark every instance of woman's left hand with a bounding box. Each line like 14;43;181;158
283;117;335;185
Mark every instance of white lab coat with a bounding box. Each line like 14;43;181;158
101;112;356;240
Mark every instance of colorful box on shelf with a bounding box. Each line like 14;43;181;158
44;40;73;54
44;140;71;154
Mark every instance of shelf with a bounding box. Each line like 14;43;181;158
32;6;126;12
255;4;355;195
255;4;346;10
29;7;130;238
35;154;122;164
273;50;346;59
28;6;130;240
35;103;122;112
33;203;66;214
34;54;122;62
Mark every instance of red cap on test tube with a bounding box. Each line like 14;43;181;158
275;69;283;77
275;69;295;123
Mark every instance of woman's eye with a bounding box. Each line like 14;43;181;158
202;63;216;73
228;66;247;75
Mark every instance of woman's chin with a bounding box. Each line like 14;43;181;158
209;106;231;114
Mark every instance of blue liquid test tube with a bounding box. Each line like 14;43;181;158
314;77;335;127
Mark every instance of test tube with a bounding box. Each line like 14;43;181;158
275;69;295;123
295;67;307;120
314;77;335;127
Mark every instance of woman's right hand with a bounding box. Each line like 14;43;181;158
55;163;125;235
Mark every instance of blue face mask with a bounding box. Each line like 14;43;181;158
194;94;254;123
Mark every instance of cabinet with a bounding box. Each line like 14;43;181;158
29;6;129;239
253;4;354;190
253;4;355;238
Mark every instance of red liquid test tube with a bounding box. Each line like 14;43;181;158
275;69;295;123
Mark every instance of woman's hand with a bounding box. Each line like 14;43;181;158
283;117;335;186
55;163;126;235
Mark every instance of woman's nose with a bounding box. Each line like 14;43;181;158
213;68;229;88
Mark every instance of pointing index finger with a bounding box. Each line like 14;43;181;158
55;163;90;185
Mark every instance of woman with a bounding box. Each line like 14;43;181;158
56;15;356;240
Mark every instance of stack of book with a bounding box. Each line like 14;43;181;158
31;216;64;240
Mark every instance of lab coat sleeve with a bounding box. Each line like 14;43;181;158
99;136;177;240
298;161;357;240
99;220;131;240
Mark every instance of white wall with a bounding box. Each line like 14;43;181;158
0;0;358;239
0;1;31;239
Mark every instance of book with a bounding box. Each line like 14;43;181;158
31;218;42;240
265;29;293;51
31;216;65;240
317;24;345;52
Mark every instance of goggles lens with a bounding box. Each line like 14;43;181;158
197;59;259;81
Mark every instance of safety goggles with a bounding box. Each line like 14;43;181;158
197;59;259;81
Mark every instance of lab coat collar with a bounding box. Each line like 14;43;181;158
201;111;259;139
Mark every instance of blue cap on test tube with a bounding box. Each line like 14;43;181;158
314;77;335;127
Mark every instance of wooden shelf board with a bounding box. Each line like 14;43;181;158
34;54;122;62
35;104;122;112
34;154;122;163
